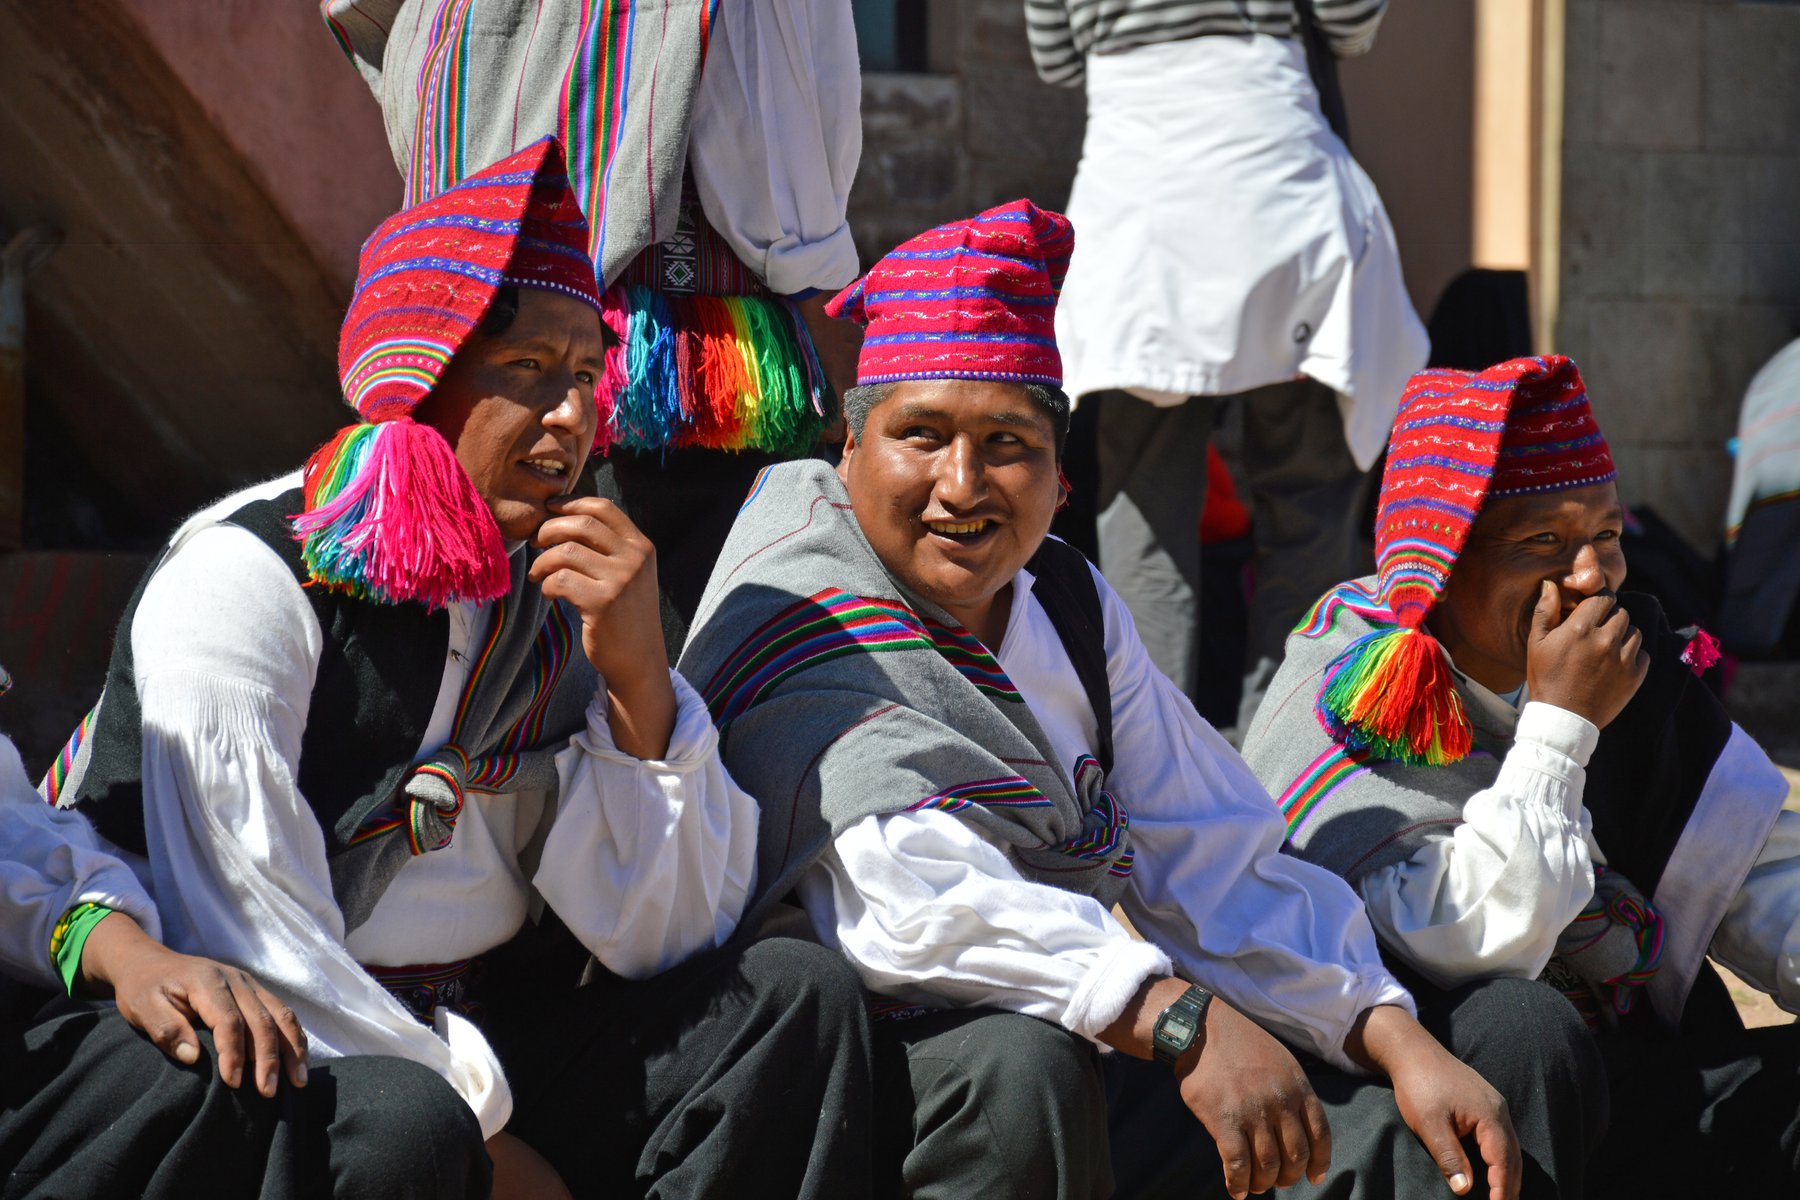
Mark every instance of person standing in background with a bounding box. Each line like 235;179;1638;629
1027;0;1428;733
322;0;864;648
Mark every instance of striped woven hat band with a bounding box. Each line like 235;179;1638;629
1311;355;1613;766
1375;355;1615;628
295;137;604;611
826;199;1074;388
339;137;604;421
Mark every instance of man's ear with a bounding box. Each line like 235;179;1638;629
836;424;857;482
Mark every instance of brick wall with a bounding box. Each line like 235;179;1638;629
1557;0;1800;550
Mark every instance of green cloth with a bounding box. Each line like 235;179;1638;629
51;903;114;997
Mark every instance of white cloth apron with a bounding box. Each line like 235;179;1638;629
1056;34;1427;469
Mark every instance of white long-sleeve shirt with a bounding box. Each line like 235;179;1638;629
74;474;756;1139
1354;675;1800;1015
800;558;1411;1073
687;0;862;295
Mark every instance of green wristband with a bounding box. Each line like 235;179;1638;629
49;903;116;998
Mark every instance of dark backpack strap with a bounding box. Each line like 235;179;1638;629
1026;538;1114;774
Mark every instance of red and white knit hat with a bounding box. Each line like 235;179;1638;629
1306;355;1616;764
295;138;603;610
826;199;1073;388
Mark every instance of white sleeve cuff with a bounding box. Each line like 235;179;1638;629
763;224;861;296
1515;701;1600;765
580;670;721;771
1063;936;1174;1043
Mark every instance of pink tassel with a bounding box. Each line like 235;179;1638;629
294;420;510;609
1681;626;1722;675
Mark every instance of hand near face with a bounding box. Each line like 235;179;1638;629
1526;581;1649;728
78;912;308;1097
529;496;677;759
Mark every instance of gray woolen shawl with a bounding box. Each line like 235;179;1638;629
679;460;1134;920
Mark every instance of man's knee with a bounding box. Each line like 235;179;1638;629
319;1055;490;1200
734;937;868;1033
902;1012;1110;1197
1441;977;1607;1124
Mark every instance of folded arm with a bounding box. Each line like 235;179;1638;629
1355;702;1601;989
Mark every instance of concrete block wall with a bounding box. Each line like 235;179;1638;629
1557;0;1800;551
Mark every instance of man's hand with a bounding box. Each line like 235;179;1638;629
77;912;307;1097
1346;1005;1520;1200
1526;581;1648;729
1103;977;1331;1199
531;496;677;759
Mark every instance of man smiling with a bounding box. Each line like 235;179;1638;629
683;202;1533;1200
1243;355;1800;1197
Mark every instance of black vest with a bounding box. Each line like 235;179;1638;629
67;488;448;860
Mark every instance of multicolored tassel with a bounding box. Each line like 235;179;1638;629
1315;624;1474;766
293;419;510;609
596;285;831;456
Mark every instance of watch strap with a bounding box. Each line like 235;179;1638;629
1150;983;1213;1067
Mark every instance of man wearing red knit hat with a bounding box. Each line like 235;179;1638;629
683;203;1536;1200
1245;355;1800;1197
8;142;873;1198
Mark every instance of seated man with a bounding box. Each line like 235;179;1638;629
1242;355;1799;1197
25;140;870;1198
1;658;483;1198
682;202;1546;1200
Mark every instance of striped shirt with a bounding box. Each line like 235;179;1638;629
1026;0;1388;86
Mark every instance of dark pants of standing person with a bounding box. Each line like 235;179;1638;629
1105;976;1605;1199
1093;380;1373;731
486;931;875;1200
0;1003;489;1200
872;1008;1112;1200
594;447;791;657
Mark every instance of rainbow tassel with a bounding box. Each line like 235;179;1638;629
598;286;831;455
293;420;510;609
1315;624;1473;765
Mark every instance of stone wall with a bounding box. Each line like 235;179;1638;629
848;0;1085;265
1557;0;1800;550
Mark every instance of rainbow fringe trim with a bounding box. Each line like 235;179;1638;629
294;419;510;610
1316;624;1474;766
596;285;831;456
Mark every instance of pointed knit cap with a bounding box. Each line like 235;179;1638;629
826;199;1073;388
295;138;603;610
1307;355;1615;765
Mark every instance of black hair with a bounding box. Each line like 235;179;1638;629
478;284;521;337
842;380;1072;458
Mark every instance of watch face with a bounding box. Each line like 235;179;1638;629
1163;1015;1195;1041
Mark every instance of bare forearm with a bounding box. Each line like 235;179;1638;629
1098;974;1196;1061
603;672;678;761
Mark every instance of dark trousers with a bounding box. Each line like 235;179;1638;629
0;1004;488;1200
1093;381;1373;729
486;934;875;1200
593;447;790;656
1590;1008;1800;1196
1106;976;1605;1200
872;1008;1112;1200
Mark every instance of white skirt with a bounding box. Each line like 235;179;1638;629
1056;34;1427;469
